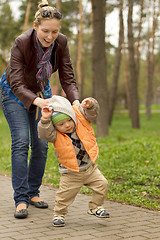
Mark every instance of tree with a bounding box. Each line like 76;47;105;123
146;0;159;119
108;0;123;125
56;0;61;11
18;0;39;30
76;0;83;97
57;0;79;39
91;0;109;137
123;0;144;118
122;34;130;112
135;0;144;80
127;0;140;128
0;1;18;50
0;0;20;74
23;0;31;32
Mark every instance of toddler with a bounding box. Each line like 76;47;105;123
38;95;109;227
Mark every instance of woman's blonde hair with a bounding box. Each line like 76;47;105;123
34;0;62;26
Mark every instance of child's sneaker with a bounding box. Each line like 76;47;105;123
53;215;65;227
88;206;110;218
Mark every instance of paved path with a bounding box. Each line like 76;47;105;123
0;175;160;240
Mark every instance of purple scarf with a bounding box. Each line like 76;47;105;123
36;36;54;91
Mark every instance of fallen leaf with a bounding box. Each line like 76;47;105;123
142;191;147;195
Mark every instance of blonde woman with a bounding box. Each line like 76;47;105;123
0;0;79;219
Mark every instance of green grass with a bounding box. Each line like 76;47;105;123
116;104;160;111
0;109;160;211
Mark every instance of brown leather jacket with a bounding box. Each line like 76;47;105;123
6;28;79;111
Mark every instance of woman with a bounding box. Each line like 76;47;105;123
0;0;79;219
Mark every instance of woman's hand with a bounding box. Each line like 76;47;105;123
33;97;51;109
81;98;92;109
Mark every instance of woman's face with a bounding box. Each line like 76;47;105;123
33;18;60;47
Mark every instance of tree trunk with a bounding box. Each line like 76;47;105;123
89;0;94;98
23;0;31;32
146;0;157;119
146;50;153;119
127;0;140;128
91;0;109;137
135;0;144;79
122;42;130;113
76;0;83;98
108;0;123;125
56;0;61;11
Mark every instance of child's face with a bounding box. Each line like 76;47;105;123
54;117;75;134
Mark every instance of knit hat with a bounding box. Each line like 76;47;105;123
51;112;70;125
49;95;77;126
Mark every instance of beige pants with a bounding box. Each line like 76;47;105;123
54;164;108;215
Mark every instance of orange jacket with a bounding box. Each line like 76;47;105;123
53;105;99;172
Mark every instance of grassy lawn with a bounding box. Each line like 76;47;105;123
0;108;160;211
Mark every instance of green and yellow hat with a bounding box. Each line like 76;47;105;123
51;111;70;125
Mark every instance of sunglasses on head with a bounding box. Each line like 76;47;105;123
41;9;62;19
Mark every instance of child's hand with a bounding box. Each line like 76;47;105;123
72;99;80;106
41;106;53;119
81;98;92;109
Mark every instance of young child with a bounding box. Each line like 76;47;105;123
38;95;109;227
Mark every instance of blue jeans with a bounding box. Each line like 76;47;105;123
1;89;48;207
